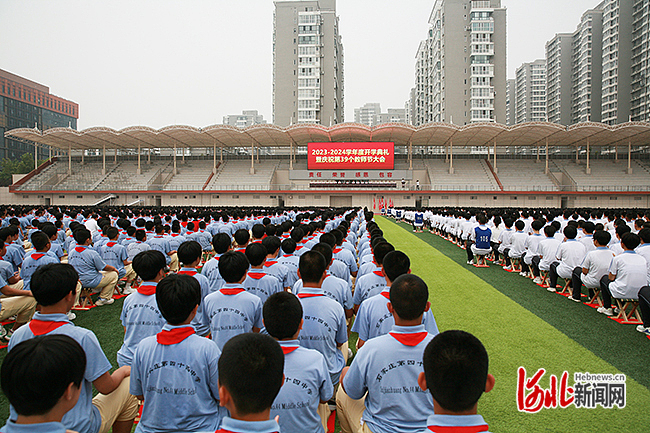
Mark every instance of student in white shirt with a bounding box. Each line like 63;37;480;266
569;230;614;303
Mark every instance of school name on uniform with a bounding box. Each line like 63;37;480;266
280;376;315;396
124;303;163;316
146;385;197;396
517;367;626;412
374;313;392;331
380;386;426;395
303;315;334;333
376;360;424;382
209;308;249;321
146;361;201;383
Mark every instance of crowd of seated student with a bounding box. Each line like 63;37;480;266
0;204;502;433
393;206;650;336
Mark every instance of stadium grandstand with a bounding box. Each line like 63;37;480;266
3;121;650;208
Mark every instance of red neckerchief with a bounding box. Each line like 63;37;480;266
107;242;117;247
137;282;157;296
389;331;429;346
281;346;299;355
74;246;87;253
156;326;195;345
333;248;342;254
29;319;69;336
171;233;180;237
264;261;277;267
282;254;293;258
31;253;45;260
248;272;265;280
427;425;489;433
178;269;198;276
220;288;245;295
373;270;384;277
297;293;324;299
380;291;390;300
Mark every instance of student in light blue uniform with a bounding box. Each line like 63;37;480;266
243;243;283;305
146;225;173;266
296;251;347;388
353;251;438;347
7;263;138;433
0;335;86;433
167;223;186;252
201;233;231;293
0;226;24;274
216;333;283;433
20;232;60;293
98;227;129;279
130;273;224;433
203;251;263;350
176;241;211;336
261;236;292;291
415;331;495;433
117;250;167;367
277;238;300;286
126;230;151;262
337;274;436;433
265;292;333;433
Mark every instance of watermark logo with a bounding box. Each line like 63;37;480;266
517;367;626;413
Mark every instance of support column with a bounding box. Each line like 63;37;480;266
493;140;497;173
409;141;413;170
536;145;540;163
68;144;72;175
220;145;223;163
575;145;579;164
48;146;52;161
256;146;260;163
81;150;84;165
628;141;633;174
289;142;293;170
213;142;217;174
137;144;141;175
114;148;117;163
250;141;255;175
148;148;151;164
182;148;185;163
586;139;591;175
615;145;618;162
449;140;454;174
102;144;106;175
173;144;177;175
34;143;38;171
545;138;549;174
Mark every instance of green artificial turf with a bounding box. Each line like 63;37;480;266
376;216;650;432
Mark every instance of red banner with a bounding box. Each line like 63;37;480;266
308;142;394;170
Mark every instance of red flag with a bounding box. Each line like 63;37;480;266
389;198;394;208
373;197;376;210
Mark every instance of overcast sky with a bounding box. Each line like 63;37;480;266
1;0;599;129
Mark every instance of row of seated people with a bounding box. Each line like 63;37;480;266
0;207;494;433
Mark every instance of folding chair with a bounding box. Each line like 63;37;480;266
613;298;643;324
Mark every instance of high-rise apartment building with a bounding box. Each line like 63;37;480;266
631;0;650;121
413;0;507;126
273;0;344;127
505;79;515;126
515;60;547;124
546;34;574;125
0;69;78;160
223;110;267;128
354;103;381;126
571;5;603;123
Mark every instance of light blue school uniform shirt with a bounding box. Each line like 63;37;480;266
270;340;333;433
130;324;224;433
202;283;263;350
353;271;387;307
68;246;106;288
216;417;280;433
99;242;128;279
126;241;151;262
351;289;439;342
7;313;111;433
415;414;491;433
293;274;352;311
167;233;186;251
297;287;348;386
277;254;299;285
343;324;435;433
201;254;225;292
147;236;172;265
1;420;67;433
333;247;358;275
243;270;283;305
120;236;137;248
328;259;353;286
117;282;166;367
177;268;211;336
20;251;59;291
4;243;24;274
263;260;291;289
190;230;213;251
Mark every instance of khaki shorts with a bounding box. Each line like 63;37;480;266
93;377;140;433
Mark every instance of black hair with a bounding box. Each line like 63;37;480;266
423;330;489;412
135;229;147;241
245;243;267;267
373;242;395;265
105;226;119;240
261;236;281;256
281;238;296;254
621;232;641;250
252;224;266;239
212;233;232;254
31;231;50;251
39;223;57;240
156;274;201;325
331;229;344;245
582;221;595;234
514;220;525;231
318;232;336;248
31;263;79;306
177;241;202;266
563;225;578;240
382;250;410;282
132;250;167;281
638;227;650;245
218;333;284;416
477;214;487;225
72;227;91;245
298;251;327;284
543;225;556;237
310;243;333;264
389;274;428;321
1;335;86;416
593;230;612;247
531;220;545;232
218;251;250;283
263;292;303;340
234;229;250;247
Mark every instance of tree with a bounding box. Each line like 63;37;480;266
0;153;46;187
